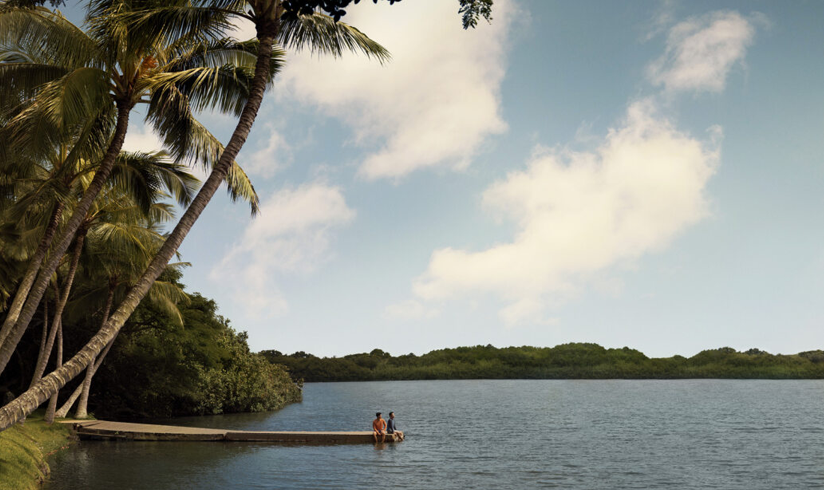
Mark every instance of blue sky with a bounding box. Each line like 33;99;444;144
71;0;824;357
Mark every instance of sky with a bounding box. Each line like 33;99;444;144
68;0;824;358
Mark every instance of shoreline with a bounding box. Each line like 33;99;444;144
0;399;304;489
0;412;73;490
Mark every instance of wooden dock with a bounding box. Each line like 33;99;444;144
70;420;402;444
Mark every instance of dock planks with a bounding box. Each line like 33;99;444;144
71;420;402;444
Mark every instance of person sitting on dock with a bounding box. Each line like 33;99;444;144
372;412;387;443
386;412;404;441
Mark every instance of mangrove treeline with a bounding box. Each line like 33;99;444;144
0;270;301;420
260;344;824;382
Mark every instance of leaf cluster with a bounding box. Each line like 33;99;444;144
281;0;493;30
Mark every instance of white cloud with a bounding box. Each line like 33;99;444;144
412;99;721;326
213;183;355;318
499;298;545;327
122;124;164;154
229;18;256;41
384;300;439;321
647;11;758;93
643;0;676;42
278;0;512;180
241;124;292;178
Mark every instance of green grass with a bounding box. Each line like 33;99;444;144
0;410;73;490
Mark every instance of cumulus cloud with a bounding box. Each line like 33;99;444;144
412;100;721;326
213;183;355;318
278;0;512;180
648;11;758;93
241;124;292;178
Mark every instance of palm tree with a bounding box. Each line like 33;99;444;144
14;152;196;422
54;169;191;419
0;1;389;430
0;1;263;375
28;151;197;387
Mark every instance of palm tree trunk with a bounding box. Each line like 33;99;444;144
34;297;49;378
29;232;85;387
44;321;62;423
0;101;131;376
54;384;82;419
0;28;278;431
57;333;116;419
57;286;113;419
75;286;115;418
0;202;64;347
30;284;59;389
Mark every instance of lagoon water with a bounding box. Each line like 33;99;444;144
47;380;824;489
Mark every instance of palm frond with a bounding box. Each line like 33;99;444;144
0;63;69;112
147;278;190;326
29;66;111;132
112;151;200;210
277;12;390;63
0;7;100;70
93;0;233;53
147;84;260;214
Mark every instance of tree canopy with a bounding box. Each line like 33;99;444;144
261;344;824;382
4;0;494;30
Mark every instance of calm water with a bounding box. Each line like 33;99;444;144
46;380;824;489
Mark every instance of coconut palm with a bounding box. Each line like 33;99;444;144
53;171;191;419
28;151;197;387
13;151;196;421
0;0;265;376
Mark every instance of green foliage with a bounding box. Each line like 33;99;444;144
262;343;824;382
90;291;301;419
193;329;302;414
0;271;301;419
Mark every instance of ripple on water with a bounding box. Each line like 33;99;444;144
46;379;824;490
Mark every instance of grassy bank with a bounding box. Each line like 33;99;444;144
0;411;73;490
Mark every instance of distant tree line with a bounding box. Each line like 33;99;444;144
260;344;824;382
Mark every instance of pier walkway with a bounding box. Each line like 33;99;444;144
69;420;402;444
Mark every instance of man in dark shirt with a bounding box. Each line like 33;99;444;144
386;411;404;441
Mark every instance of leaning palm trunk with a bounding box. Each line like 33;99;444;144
0;103;131;376
29;285;60;388
0;202;64;347
54;383;81;419
57;332;116;418
44;321;62;423
73;286;115;418
0;30;277;431
29;233;85;387
57;286;113;419
34;298;49;377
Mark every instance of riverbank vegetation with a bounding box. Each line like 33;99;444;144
261;344;824;382
0;270;302;419
0;410;72;490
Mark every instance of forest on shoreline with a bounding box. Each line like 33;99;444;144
261;344;824;382
0;272;302;420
